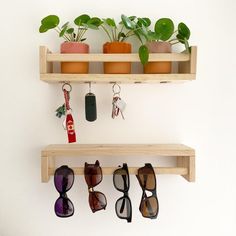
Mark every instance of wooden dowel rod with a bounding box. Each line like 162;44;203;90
46;53;190;62
49;167;188;176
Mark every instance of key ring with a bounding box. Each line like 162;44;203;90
112;83;121;95
62;83;72;92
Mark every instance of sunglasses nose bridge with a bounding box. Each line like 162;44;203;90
88;187;94;192
59;192;68;198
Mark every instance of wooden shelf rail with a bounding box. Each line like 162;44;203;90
41;144;195;183
39;46;197;83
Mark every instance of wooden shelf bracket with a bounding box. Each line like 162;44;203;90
41;144;195;183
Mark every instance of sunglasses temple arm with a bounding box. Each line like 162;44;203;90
122;174;128;190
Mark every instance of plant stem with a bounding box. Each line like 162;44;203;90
101;25;113;42
114;27;117;41
80;29;87;41
75;27;80;41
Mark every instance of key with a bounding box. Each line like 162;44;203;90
115;98;126;112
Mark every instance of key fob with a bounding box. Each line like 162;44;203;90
85;93;97;122
115;98;126;112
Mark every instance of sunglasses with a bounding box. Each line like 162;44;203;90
113;163;132;222
54;165;74;217
136;163;159;219
84;160;107;213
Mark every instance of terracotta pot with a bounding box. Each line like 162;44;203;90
61;42;89;74
103;42;131;74
144;42;171;74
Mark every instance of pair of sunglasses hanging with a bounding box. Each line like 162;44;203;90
54;165;74;217
84;160;107;212
113;163;132;222
55;83;76;143
136;163;159;219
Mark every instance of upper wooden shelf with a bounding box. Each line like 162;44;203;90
39;46;197;84
41;144;195;183
46;52;190;62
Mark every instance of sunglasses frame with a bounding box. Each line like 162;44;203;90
84;160;107;213
136;163;159;219
113;163;132;223
54;165;75;218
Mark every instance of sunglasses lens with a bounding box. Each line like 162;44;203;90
85;164;102;187
114;169;129;191
54;197;74;217
138;166;156;190
89;191;107;212
54;166;74;193
140;196;158;218
116;197;132;219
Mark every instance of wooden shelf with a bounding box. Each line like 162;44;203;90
46;52;191;62
40;46;197;83
41;144;195;183
40;73;195;83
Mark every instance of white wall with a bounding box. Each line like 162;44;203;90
0;0;236;235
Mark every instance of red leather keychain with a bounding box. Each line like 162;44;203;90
63;84;76;143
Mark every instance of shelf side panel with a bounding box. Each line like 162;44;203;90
178;46;197;77
40;46;53;74
177;155;195;182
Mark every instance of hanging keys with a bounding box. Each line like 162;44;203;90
55;83;76;143
55;83;71;119
112;83;126;120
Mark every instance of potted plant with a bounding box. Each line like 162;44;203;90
39;14;101;74
100;17;136;74
122;15;191;74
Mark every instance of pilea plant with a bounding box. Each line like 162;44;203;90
39;14;102;41
100;16;136;42
121;15;191;64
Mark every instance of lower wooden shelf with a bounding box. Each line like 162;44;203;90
40;73;195;83
41;144;195;183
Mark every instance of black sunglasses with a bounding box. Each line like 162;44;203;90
113;163;132;222
54;165;74;217
136;163;159;219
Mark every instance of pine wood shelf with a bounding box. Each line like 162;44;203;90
39;46;197;84
41;144;195;183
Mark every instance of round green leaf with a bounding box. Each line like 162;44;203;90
142;18;151;27
83;23;98;30
138;17;151;27
121;14;135;30
61;21;69;29
39;25;48;33
155;18;174;41
118;32;126;41
59;25;68;37
139;45;149;65
88;17;102;27
66;28;74;34
104;18;116;28
178;22;190;40
41;15;59;29
128;16;136;21
74;14;90;26
176;33;185;43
